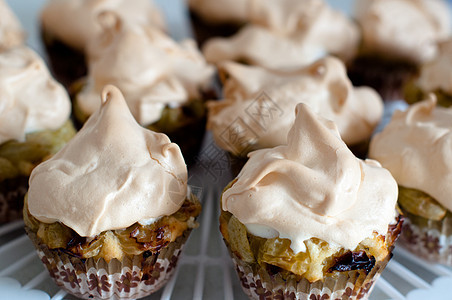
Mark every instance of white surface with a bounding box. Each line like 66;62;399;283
2;0;452;299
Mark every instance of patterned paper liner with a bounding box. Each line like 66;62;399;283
398;216;452;265
26;227;191;300
228;245;391;300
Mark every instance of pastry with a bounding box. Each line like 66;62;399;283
208;57;383;160
220;103;402;299
0;46;75;224
40;0;166;88
24;85;201;299
405;39;452;107
369;96;452;264
73;12;215;162
349;0;451;100
202;0;359;72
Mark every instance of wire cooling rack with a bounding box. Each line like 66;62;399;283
3;0;452;299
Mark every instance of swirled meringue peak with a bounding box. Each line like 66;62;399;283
0;46;71;144
0;0;25;50
208;57;383;156
222;103;398;254
416;39;452;94
369;96;452;212
76;12;214;125
41;0;165;51
355;0;451;63
28;85;188;237
203;0;359;71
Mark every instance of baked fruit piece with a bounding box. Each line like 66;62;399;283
40;0;165;88
24;85;201;299
220;103;402;299
202;0;359;72
405;39;452;107
0;0;25;51
348;0;451;100
369;96;452;265
0;46;75;224
73;11;214;163
207;57;383;162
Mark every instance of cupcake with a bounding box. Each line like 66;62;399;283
40;0;166;88
349;0;451;100
73;12;214;162
0;0;25;51
208;57;383;163
369;96;452;265
405;39;452;107
202;0;360;72
220;103;402;299
24;85;201;299
0;46;75;224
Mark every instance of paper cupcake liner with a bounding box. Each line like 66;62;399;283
398;215;452;265
26;227;191;300
227;243;391;300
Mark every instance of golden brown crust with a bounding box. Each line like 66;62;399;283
24;194;201;263
219;208;402;283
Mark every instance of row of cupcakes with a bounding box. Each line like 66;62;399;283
20;82;400;299
190;0;452;100
21;83;452;299
29;0;452;169
0;0;215;224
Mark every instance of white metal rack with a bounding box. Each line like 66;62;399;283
2;0;452;299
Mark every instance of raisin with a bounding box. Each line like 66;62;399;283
328;251;376;274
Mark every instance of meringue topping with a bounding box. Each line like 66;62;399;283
41;0;166;51
369;96;452;211
355;0;451;63
28;85;188;237
0;46;71;144
222;103;398;253
0;0;25;50
208;57;383;156
203;0;359;70
416;39;452;94
76;14;214;126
